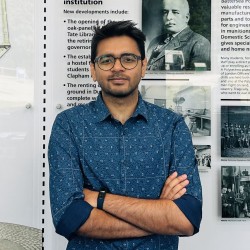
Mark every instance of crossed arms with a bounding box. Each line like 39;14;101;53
77;172;195;239
49;112;202;240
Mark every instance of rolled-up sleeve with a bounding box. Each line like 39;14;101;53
174;194;202;234
170;116;202;234
48;112;93;240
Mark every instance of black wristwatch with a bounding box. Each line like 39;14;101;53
97;189;107;210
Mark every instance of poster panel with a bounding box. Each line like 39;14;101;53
42;0;250;249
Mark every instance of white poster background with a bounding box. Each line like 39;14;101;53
43;0;250;250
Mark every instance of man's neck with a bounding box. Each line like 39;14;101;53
102;91;139;125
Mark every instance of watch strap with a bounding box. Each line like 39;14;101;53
97;189;106;210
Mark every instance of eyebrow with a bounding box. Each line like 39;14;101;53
163;8;181;12
98;53;139;57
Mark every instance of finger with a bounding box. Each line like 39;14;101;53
163;172;185;192
168;180;189;199
161;179;188;199
161;175;184;198
167;174;188;187
171;187;187;200
161;174;188;197
164;171;178;186
161;179;189;199
161;184;187;200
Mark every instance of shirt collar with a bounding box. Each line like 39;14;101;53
164;25;189;42
93;92;149;123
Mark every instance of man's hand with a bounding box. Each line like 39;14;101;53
160;171;189;200
83;171;188;209
82;171;193;236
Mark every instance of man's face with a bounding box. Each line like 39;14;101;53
162;0;190;34
90;35;147;99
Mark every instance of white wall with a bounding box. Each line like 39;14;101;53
0;0;41;228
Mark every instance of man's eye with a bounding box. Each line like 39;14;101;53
123;56;136;63
100;57;113;64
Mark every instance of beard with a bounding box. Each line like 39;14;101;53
100;74;140;98
101;84;138;98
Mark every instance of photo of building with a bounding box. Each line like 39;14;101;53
141;83;211;136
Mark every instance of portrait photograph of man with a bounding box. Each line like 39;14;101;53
142;0;211;71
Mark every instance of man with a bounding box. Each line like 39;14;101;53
235;185;248;217
238;130;246;148
226;187;235;217
147;0;211;71
246;131;250;148
221;122;229;149
221;187;229;217
229;123;234;148
49;20;202;249
234;123;240;148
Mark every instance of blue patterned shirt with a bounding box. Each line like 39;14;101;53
48;92;202;250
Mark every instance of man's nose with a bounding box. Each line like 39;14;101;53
166;11;174;20
111;58;125;71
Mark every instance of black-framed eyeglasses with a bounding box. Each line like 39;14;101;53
94;53;142;71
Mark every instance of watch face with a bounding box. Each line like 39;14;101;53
97;190;106;209
99;190;106;198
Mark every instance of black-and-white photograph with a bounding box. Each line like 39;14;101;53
221;166;250;219
194;145;211;171
221;106;250;158
142;0;211;71
141;84;211;137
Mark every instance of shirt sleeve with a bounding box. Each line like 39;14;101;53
170;115;202;234
48;112;93;240
173;194;202;235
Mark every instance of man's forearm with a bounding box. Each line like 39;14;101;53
77;207;151;239
102;193;194;236
82;172;192;237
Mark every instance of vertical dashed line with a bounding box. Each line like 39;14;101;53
42;0;47;249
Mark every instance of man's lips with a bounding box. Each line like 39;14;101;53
108;76;129;83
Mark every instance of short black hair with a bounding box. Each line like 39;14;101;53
91;20;146;63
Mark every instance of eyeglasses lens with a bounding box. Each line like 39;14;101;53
97;54;138;70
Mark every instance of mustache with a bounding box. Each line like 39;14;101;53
166;22;175;25
108;74;129;80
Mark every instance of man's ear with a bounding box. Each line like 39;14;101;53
141;58;147;78
186;13;190;23
90;63;97;81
